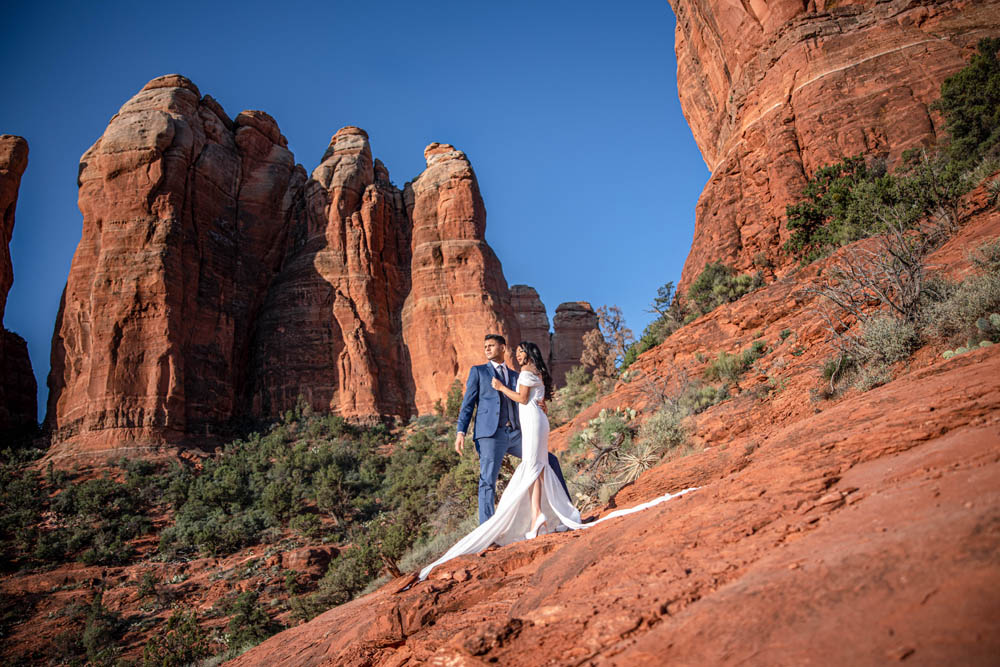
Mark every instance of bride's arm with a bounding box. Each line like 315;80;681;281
491;378;531;404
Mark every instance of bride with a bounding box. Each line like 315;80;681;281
419;341;584;579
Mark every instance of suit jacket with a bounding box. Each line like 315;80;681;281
456;362;520;439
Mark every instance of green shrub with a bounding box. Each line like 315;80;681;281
289;513;323;539
444;379;464;422
142;608;213;666
81;590;125;664
784;156;890;262
922;249;1000;343
636;403;687;453
704;340;767;384
224;591;282;654
932;37;1000;169
860;316;919;365
787;42;1000;264
549;365;599;426
677;382;727;414
686;262;764;315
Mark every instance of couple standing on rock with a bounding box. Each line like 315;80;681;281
419;334;697;580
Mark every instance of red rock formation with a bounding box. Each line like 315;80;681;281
46;75;301;458
549;301;598;387
401;143;520;413
509;284;550;362
0;134;36;433
671;0;1000;291
1;135;28;318
249;127;413;420
44;77;590;458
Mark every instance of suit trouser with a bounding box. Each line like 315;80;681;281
475;426;572;524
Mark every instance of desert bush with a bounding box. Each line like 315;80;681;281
636;403;687;453
289;513;322;539
621;282;689;370
932;37;1000;169
0;462;44;564
29;475;154;566
704;340;768;385
142;608;213;667
860;316;919;365
788;41;1000;264
922;243;1000;343
784;155;890;262
444;379;465;421
549;365;600;426
677;382;727;414
686;261;764;316
81;590;126;664
224;591;282;655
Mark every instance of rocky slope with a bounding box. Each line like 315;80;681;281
42;76;592;463
670;0;1000;290
0;134;36;434
227;197;1000;666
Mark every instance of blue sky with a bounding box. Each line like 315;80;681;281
1;0;709;419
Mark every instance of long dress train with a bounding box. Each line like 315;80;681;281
419;371;696;580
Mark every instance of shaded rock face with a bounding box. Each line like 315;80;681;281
508;284;550;363
1;135;29;318
46;76;301;456
249;126;413;419
670;0;1000;290
0;134;36;433
549;301;598;387
401;143;520;413
46;77;594;458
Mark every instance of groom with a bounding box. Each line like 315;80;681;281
455;333;571;524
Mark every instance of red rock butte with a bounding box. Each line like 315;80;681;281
42;76;594;463
671;0;1000;291
0;134;36;434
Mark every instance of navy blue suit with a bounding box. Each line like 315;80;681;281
457;362;571;524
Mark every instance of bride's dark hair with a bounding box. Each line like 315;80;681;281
517;341;554;399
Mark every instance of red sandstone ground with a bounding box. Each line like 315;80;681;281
223;195;1000;665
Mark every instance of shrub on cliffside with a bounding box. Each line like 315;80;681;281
787;39;1000;264
686;261;764;316
932;37;1000;169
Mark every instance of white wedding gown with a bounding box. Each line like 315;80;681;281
419;371;697;580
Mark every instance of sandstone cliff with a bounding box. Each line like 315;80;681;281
44;77;596;460
249;126;413;420
670;0;1000;290
45;76;301;457
402;143;520;414
0;134;37;434
509;284;550;363
549;301;598;387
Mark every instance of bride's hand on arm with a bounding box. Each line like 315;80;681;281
491;377;531;404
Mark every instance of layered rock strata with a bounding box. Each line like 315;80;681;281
46;76;301;454
508;284;550;365
46;76;595;458
670;0;1000;290
249;127;413;419
0;134;36;434
549;301;598;387
401;143;520;413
